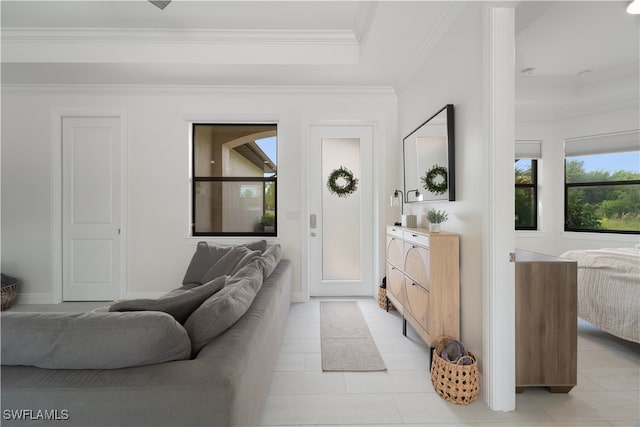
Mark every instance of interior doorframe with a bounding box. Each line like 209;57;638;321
301;114;386;302
50;108;128;303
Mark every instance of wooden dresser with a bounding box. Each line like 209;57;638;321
385;225;460;348
515;249;577;393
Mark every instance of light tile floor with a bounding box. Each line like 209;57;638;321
262;298;640;427
9;298;639;426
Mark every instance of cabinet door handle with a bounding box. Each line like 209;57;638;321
412;234;418;237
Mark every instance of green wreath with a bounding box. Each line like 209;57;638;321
327;166;359;198
421;164;448;195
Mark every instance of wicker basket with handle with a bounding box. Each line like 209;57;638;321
1;274;18;310
430;337;479;404
1;283;18;311
377;286;396;311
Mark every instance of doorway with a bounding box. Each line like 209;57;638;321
308;124;374;297
61;116;122;301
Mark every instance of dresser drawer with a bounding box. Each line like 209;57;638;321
387;236;403;269
403;243;430;290
404;277;430;333
387;226;404;239
403;230;429;248
386;263;405;306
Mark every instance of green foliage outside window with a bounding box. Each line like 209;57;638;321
565;159;640;233
265;181;276;212
515;159;536;230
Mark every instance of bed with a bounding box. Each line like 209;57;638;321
560;248;639;343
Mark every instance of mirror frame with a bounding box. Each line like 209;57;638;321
403;104;455;202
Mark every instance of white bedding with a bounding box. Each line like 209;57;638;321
561;248;639;343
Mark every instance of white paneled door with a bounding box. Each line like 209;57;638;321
309;124;374;296
62;117;121;301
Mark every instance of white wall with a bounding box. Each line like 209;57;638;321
516;107;640;255
397;5;485;360
1;86;397;303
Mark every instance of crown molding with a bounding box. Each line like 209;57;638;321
1;83;397;96
353;1;378;48
516;96;639;122
579;63;639;85
2;27;359;44
2;27;360;65
516;66;639;121
393;1;465;91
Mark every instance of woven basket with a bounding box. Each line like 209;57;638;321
430;337;479;404
1;283;18;311
377;287;395;310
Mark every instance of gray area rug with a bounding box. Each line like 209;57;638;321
320;301;386;372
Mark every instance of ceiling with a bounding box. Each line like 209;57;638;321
515;1;638;77
0;1;462;88
515;1;638;120
1;0;638;99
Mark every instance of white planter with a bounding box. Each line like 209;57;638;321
429;223;441;233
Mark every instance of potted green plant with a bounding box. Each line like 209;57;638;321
426;208;448;233
255;212;275;233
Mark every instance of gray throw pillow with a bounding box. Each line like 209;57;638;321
1;311;191;369
259;244;282;279
182;242;233;285
182;240;268;285
200;246;261;284
184;261;264;355
109;276;227;324
244;239;268;253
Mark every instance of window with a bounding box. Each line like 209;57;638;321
515;140;541;230
192;124;277;236
564;130;640;234
515;159;538;230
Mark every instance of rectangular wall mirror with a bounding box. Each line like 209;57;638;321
403;104;455;202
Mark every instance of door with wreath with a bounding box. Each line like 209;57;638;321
307;124;374;297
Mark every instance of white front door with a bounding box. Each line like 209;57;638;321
62;117;121;301
308;124;374;296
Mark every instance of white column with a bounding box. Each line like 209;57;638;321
482;5;516;411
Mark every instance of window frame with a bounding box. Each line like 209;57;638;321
564;174;640;235
190;123;278;237
563;130;640;235
515;158;538;231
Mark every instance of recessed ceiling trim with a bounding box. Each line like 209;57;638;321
516;96;640;122
2;27;360;65
353;1;378;45
393;1;465;90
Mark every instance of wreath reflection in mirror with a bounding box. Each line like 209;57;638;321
421;164;448;195
327;166;359;198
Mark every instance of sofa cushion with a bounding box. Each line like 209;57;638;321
108;275;227;324
200;246;262;284
182;240;267;285
184;261;264;355
1;311;191;369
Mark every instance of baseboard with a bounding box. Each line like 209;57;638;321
291;291;308;303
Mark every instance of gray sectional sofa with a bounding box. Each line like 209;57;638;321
1;242;292;427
